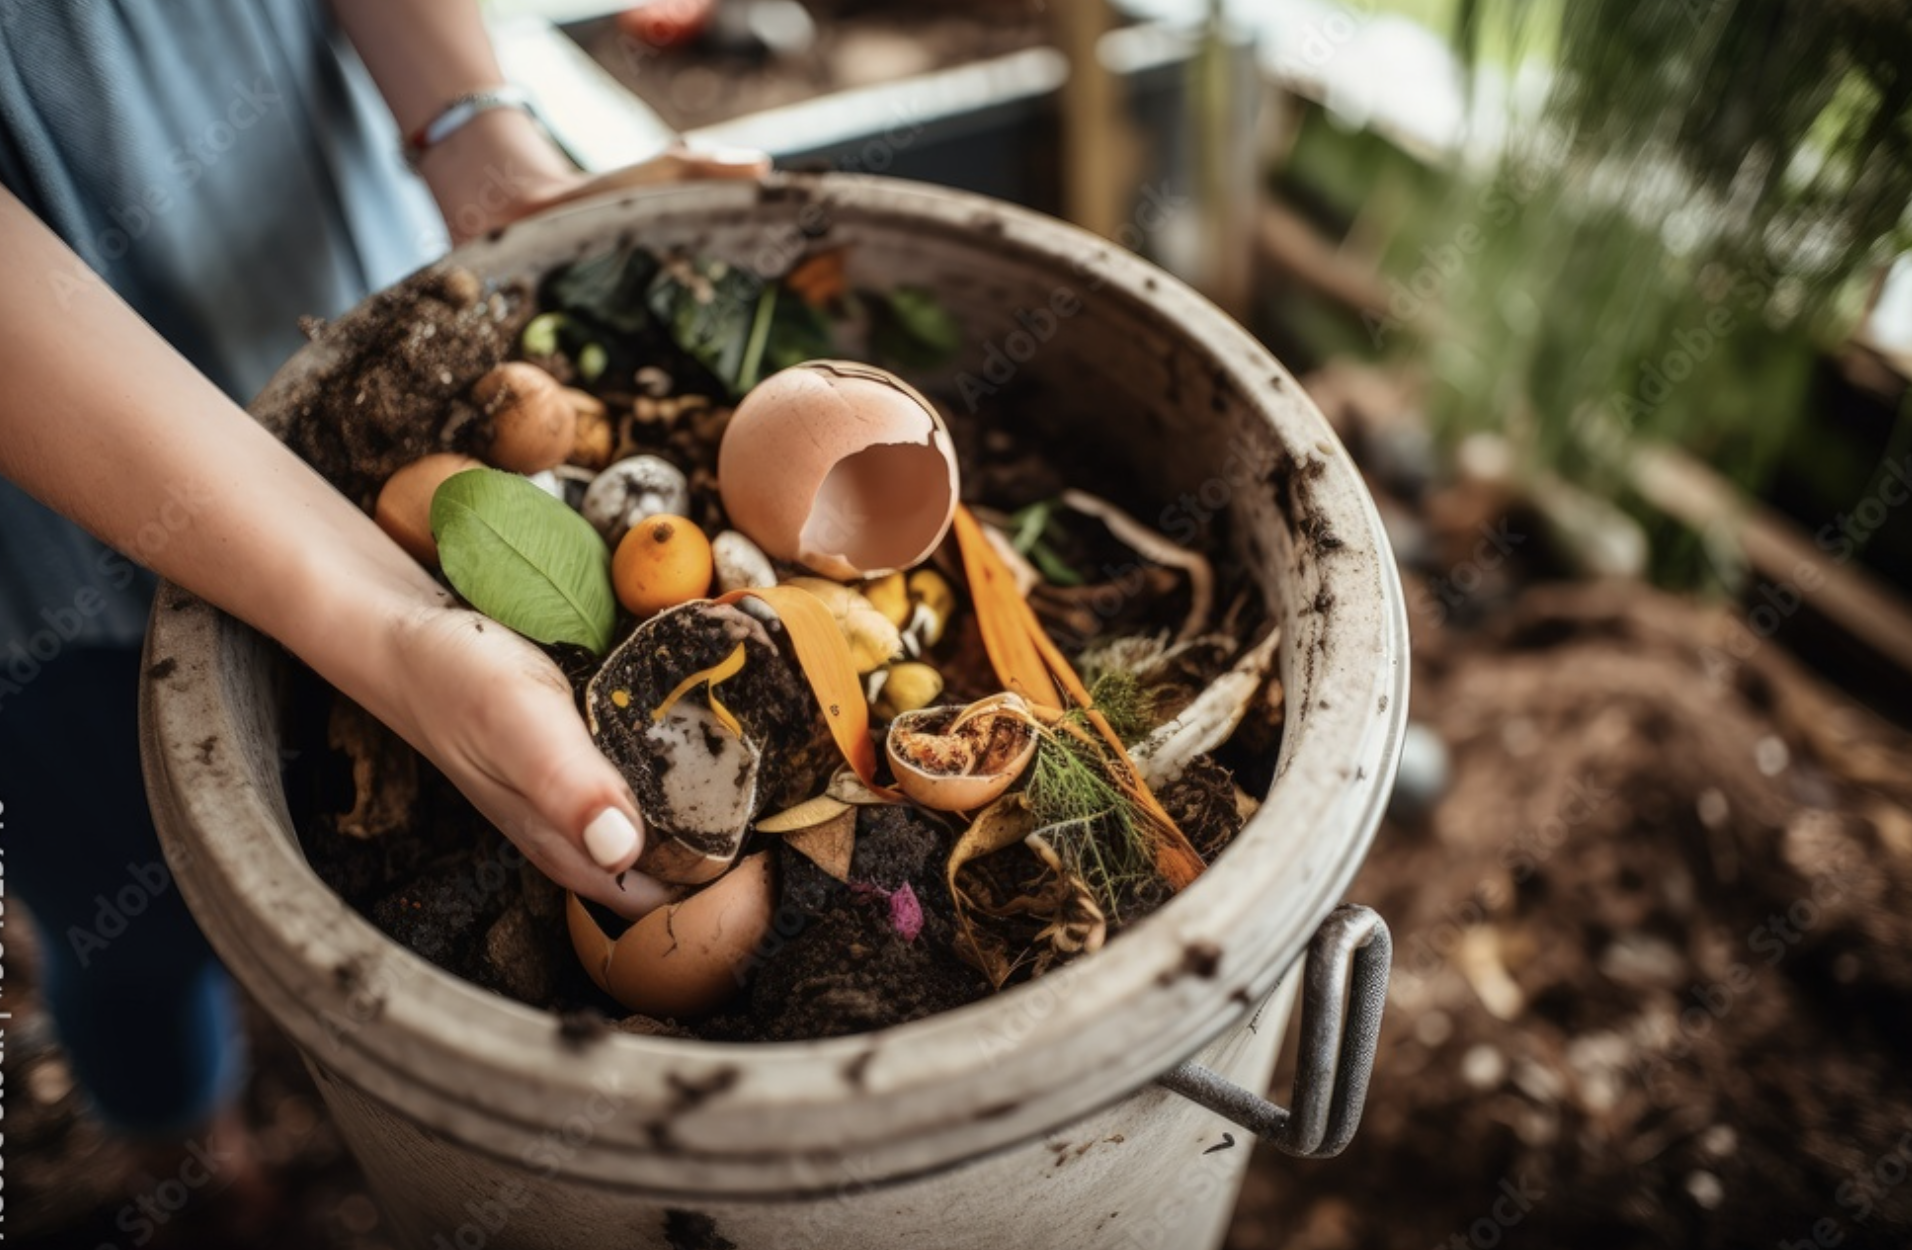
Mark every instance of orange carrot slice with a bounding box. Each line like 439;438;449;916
717;585;903;801
950;505;1207;890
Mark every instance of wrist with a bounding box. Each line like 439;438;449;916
421;107;581;243
270;516;452;728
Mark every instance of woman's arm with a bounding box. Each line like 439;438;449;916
329;0;769;242
329;0;581;243
0;188;666;917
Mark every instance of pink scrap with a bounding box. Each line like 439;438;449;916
888;882;924;942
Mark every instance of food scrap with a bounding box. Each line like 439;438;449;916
328;242;1283;1035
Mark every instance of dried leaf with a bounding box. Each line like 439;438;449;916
946;793;1040;985
1130;626;1282;789
756;794;853;833
784;808;857;883
326;696;418;839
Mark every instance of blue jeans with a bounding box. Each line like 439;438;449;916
1;643;243;1136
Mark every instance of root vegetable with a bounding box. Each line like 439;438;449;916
472;362;576;474
374;453;484;565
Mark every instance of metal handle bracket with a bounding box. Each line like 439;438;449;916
1156;903;1391;1159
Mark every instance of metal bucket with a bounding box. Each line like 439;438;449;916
140;173;1407;1250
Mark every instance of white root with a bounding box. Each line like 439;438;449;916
1060;488;1214;643
979;522;1043;598
1129;626;1282;789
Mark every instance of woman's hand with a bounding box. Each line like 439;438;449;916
418;106;770;245
0;186;672;921
366;596;677;920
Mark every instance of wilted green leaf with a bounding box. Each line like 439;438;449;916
544;247;661;336
432;469;616;654
869;286;962;369
766;296;836;374
648;257;761;396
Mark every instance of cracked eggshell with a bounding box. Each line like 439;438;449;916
718;360;959;580
567;852;775;1017
886;693;1039;812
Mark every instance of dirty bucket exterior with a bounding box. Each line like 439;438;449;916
140;174;1409;1250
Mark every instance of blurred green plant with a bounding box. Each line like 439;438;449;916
1399;0;1911;582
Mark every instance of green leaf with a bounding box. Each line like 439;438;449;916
648;258;762;396
869;286;962;369
764;295;836;374
545;247;661;336
431;469;616;655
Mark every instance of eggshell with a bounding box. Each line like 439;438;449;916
887;693;1039;812
374;453;485;566
718;361;959;580
567;851;775;1017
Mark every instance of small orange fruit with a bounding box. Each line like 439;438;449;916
613;516;713;617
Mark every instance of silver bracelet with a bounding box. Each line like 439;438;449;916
403;85;577;172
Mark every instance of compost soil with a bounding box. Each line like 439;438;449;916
252;260;1261;1045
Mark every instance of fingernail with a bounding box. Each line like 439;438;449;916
583;808;640;869
691;144;770;167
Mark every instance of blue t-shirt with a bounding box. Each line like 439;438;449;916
0;0;446;656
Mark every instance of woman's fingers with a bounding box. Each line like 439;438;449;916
509;143;773;223
388;606;674;920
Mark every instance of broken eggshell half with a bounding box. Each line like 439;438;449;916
585;600;835;885
567;851;776;1017
885;691;1040;812
717;360;959;581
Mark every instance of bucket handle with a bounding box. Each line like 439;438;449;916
1156;903;1390;1159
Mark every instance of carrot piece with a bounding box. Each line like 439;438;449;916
951;505;1207;890
717;585;903;801
951;506;1062;708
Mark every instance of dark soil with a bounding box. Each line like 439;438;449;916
700;804;995;1041
1225;586;1912;1247
271;267;530;510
